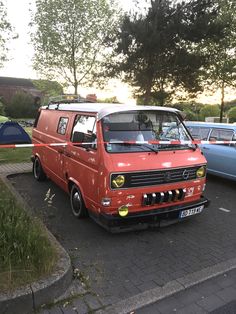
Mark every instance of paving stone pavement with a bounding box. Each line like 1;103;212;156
0;162;32;174
1;163;236;314
136;268;236;314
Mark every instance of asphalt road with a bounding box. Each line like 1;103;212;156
8;173;236;313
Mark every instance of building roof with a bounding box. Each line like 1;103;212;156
42;102;180;121
0;77;35;88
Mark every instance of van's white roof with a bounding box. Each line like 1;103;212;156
42;103;180;121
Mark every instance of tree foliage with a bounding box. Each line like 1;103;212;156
107;0;227;105
32;79;64;104
200;0;236;122
31;0;120;94
0;0;17;68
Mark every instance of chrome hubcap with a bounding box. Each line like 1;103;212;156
72;191;81;214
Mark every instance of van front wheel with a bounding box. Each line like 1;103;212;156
33;157;46;181
70;185;88;218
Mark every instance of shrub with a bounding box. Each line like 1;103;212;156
0;100;6;115
183;109;198;121
228;106;236;123
199;105;220;121
5;91;37;119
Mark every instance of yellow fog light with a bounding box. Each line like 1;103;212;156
196;166;206;178
118;205;129;217
112;175;125;188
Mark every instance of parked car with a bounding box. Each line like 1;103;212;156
185;121;236;181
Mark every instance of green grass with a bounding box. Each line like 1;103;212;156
0;179;56;291
0;147;32;164
0;127;32;164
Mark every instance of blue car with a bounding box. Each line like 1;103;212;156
185;121;236;181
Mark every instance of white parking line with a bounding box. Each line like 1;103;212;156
219;207;231;213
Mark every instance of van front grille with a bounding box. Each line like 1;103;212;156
111;166;200;189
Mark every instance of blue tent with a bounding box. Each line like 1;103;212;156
0;121;31;145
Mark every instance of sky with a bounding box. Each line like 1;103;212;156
1;0;235;104
2;0;135;79
1;0;138;103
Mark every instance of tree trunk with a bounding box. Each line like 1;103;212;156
74;81;78;95
144;88;151;105
73;64;78;95
220;81;225;123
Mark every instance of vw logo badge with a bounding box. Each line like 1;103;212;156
164;172;171;182
183;169;190;180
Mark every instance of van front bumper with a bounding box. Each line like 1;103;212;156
90;196;210;232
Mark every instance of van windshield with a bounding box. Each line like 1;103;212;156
102;110;193;153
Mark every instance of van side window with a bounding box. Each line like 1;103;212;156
209;128;233;145
57;117;69;135
71;115;96;149
232;133;236;147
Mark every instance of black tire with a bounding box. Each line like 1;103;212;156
70;185;88;218
33;157;47;181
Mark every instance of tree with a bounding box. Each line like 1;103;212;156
31;0;120;95
107;0;226;105
0;0;17;67
201;0;236;122
32;79;64;104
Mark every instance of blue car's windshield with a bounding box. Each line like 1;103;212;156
102;110;193;153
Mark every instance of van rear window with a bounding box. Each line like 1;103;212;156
34;110;41;128
57;117;69;135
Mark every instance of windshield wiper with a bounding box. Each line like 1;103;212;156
159;143;196;151
108;141;159;153
136;143;158;153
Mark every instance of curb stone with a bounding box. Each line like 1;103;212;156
0;166;73;314
96;257;236;314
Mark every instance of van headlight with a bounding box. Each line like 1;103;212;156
196;166;206;178
111;174;125;188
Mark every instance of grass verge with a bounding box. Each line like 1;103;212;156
0;127;32;164
0;147;32;164
0;178;56;292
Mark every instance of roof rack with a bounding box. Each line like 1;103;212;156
46;94;91;109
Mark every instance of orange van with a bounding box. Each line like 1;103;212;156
32;98;209;232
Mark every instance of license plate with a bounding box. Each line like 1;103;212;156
179;205;204;218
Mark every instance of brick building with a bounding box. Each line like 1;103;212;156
0;76;42;104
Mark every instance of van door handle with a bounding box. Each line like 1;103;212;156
58;149;64;154
202;146;210;150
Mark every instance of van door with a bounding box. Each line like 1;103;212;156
40;114;70;188
64;114;99;209
202;128;236;178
